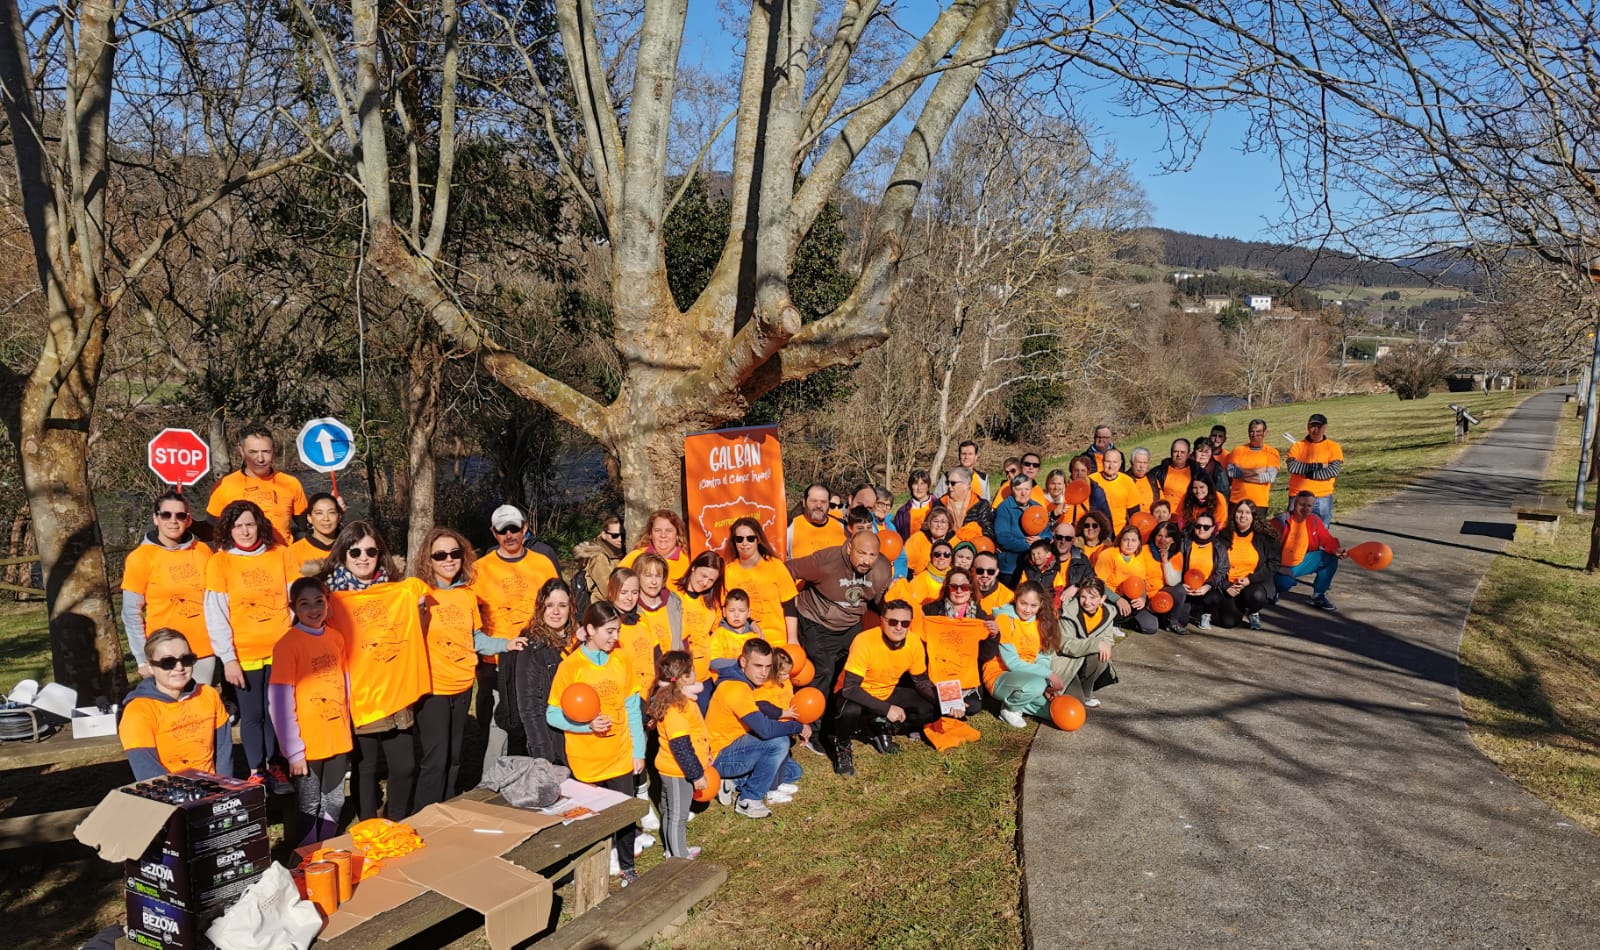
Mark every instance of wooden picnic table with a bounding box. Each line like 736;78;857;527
0;729;124;772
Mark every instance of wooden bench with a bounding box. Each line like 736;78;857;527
1510;494;1567;543
529;856;727;950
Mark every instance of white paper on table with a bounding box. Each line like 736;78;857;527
537;778;633;823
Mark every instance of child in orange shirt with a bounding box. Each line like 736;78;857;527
648;651;709;861
270;577;353;845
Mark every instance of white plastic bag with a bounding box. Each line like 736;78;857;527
206;862;323;950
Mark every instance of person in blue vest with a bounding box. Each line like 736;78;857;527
994;475;1046;586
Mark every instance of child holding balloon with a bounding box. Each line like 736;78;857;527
647;650;710;860
985;581;1064;729
547;601;645;883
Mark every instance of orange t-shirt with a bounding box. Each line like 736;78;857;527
1126;476;1156;515
550;648;638;782
618;617;660;699
637;594;681;652
122;540;214;657
1094;548;1156;595
709;624;761;665
1280;517;1312;568
118;685;229;775
980;583;1014;614
1159;465;1193;511
270;625;353;762
653;701;711;780
328;578;432;727
206;470;307;546
1186;541;1216;585
788;515;846;559
1287;437;1343;498
705;678;764;757
984;614;1041;693
1227;534;1260;582
620;546;689;585
844;629;926;701
752;677;794;712
1228;444;1282;507
423;584;483;696
286;537;331;576
677;592;720;681
206;546;297;667
723;557;799;647
1089;473;1136;533
918;615;987;691
904;499;932;537
471;549;559;653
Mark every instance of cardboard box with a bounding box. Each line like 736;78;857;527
309;799;562;950
70;702;118;738
78;773;268;861
126;835;272;910
123;890;222;950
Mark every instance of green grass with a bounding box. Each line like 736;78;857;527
0;601;50;686
1024;389;1527;516
1460;407;1600;833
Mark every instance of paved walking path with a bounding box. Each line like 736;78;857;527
1020;389;1599;948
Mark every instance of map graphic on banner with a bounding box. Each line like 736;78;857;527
683;425;788;559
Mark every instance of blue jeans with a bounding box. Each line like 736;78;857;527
1275;550;1339;597
713;733;789;803
1311;494;1333;526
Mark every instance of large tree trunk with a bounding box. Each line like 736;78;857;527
404;334;442;566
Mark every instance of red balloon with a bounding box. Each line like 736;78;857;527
1149;590;1175;613
877;529;903;561
1049;694;1086;731
1063;481;1091;505
1348;541;1393;570
791;686;826;724
1183;568;1206;589
693;764;721;803
1118;576;1146;600
1020;506;1050;536
560;683;601;723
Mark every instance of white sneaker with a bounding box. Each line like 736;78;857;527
765;790;793;804
633;833;655;856
1113;628;1127;639
735;798;771;819
998;708;1027;729
1198;613;1212;630
1084;697;1102;708
609;847;621;876
640;805;661;832
775;782;800;795
716;778;735;806
685;809;696;823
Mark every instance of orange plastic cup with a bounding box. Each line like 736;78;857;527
323;850;356;902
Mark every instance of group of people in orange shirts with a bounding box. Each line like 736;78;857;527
114;413;1347;885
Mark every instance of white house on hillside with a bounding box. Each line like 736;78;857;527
1246;294;1273;312
1202;295;1231;314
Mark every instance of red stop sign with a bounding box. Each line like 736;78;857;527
148;428;210;487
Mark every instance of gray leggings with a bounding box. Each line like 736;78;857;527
292;753;348;847
660;775;694;858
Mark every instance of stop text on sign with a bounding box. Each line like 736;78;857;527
152;447;206;466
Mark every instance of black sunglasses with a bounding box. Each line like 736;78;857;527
829;498;842;507
495;525;524;535
884;618;912;628
430;548;463;561
1022;460;1041;468
1054;534;1074;542
603;530;622;538
931;550;953;559
347;546;381;558
152;653;197;671
974;567;998;575
156;510;190;521
733;534;759;543
1195;523;1215;530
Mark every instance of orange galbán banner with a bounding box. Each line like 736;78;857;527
683;426;788;560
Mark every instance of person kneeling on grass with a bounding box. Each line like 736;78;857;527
985;582;1064;728
705;639;809;819
831;600;941;776
1055;578;1117;708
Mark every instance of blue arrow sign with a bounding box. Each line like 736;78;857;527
296;417;355;473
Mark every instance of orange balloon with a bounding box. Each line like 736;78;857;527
777;642;806;671
1118;576;1146;600
1063;480;1090;505
1349;541;1393;570
791;686;826;724
1020;506;1050;535
789;656;815;686
1183;568;1206;589
877;529;903;561
972;536;996;554
1130;512;1157;541
1049;694;1086;731
560;683;601;723
693;764;721;802
1149;590;1174;613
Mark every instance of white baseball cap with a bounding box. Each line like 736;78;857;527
491;504;525;532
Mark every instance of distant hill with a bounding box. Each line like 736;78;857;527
1129;228;1479;290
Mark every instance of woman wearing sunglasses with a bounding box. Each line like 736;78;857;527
722;517;799;647
206;500;299;792
919;568;999;720
572;514;626;603
321;521;432;820
412;527;524;809
122;491;214;682
119;628;233;781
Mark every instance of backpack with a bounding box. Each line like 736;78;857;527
570;567;593;616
